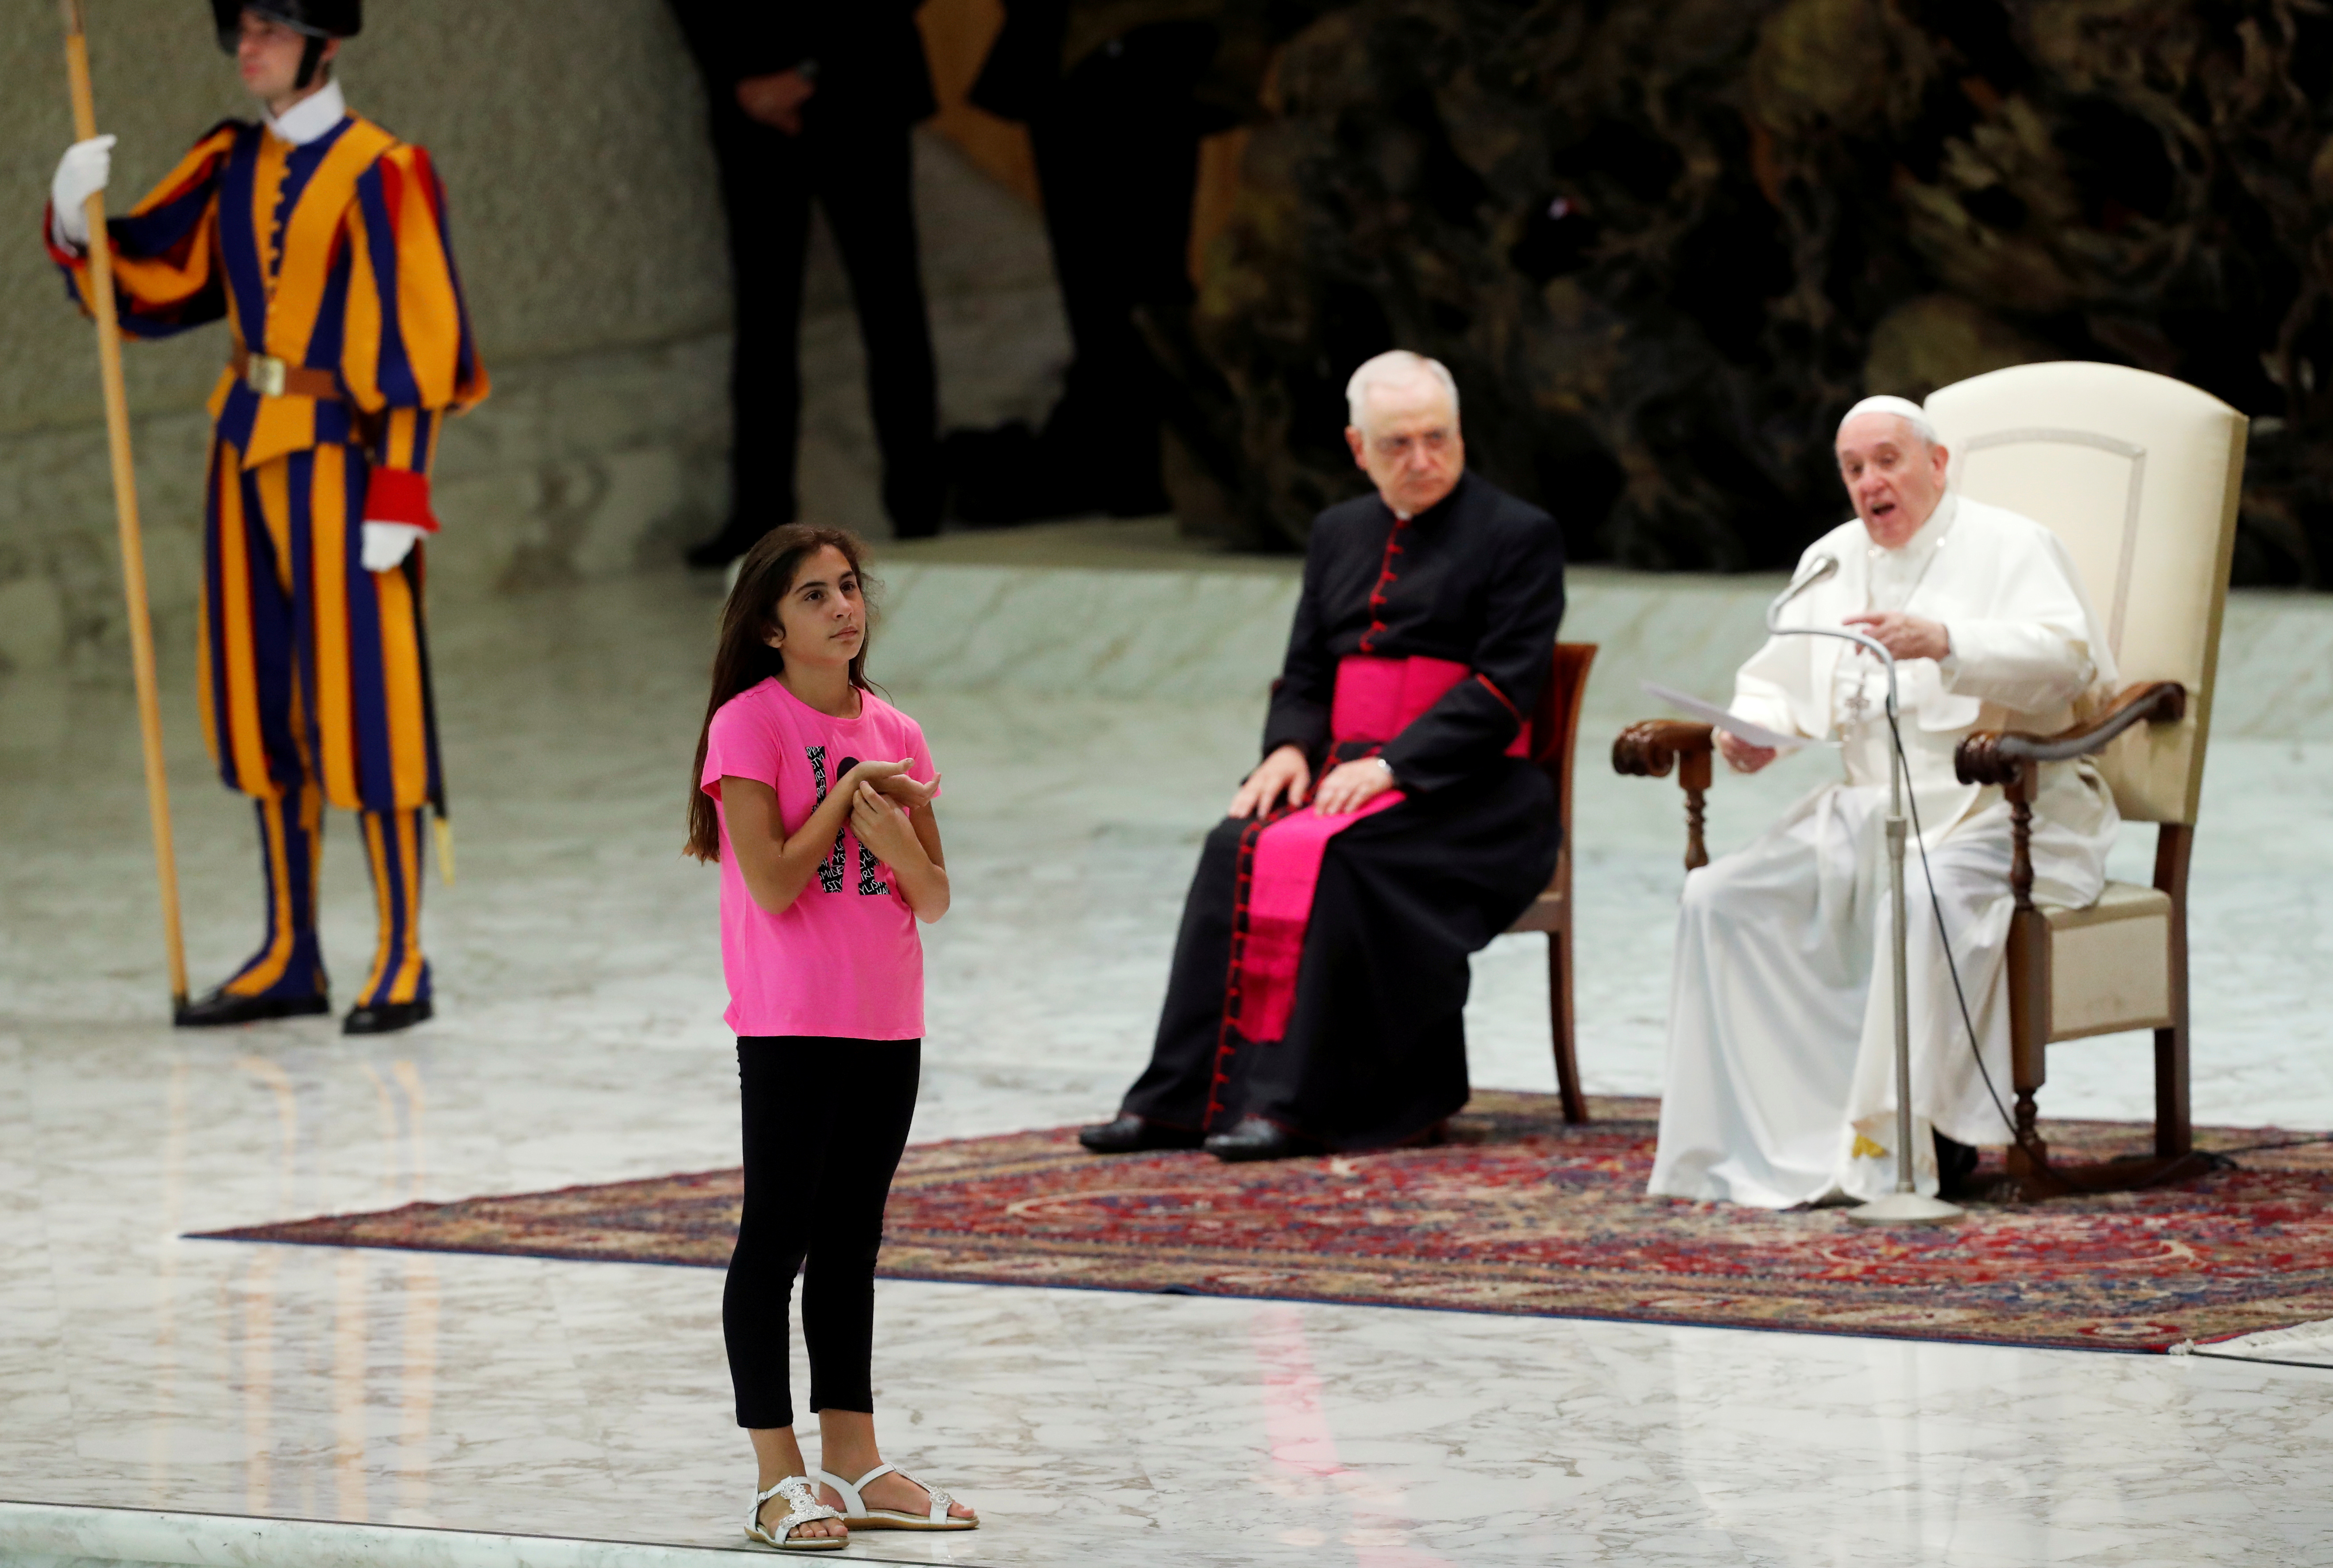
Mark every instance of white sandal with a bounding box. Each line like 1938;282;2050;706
809;1462;977;1530
745;1475;846;1551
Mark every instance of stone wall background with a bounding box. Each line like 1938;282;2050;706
0;0;735;674
19;0;2319;684
1163;0;2333;586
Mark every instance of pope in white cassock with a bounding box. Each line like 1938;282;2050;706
1649;395;2120;1209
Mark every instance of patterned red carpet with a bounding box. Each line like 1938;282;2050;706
195;1092;2333;1353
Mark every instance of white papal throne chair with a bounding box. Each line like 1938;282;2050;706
1933;362;2245;1194
1614;361;2246;1197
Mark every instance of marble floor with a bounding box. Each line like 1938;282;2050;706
4;567;2333;1567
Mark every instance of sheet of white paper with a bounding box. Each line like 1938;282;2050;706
1639;680;1834;751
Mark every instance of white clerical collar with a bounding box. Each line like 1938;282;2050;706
1866;490;1956;559
265;79;348;147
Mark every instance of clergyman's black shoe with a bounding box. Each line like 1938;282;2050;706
1204;1116;1322;1164
1077;1114;1204;1155
343;997;434;1036
175;989;331;1028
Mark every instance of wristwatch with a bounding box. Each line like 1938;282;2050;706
1372;757;1396;781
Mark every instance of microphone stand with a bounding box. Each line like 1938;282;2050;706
1763;566;1965;1227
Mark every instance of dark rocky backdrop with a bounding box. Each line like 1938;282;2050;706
1154;0;2333;585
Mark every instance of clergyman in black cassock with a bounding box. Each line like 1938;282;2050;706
1101;462;1566;1157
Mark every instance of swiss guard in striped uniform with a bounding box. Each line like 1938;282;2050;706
44;0;487;1034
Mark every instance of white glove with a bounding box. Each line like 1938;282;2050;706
50;134;115;250
361;521;427;573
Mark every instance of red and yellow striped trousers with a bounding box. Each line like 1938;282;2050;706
199;438;437;1008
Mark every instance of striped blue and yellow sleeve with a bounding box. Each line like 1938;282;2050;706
45;122;238;340
340;142;489;529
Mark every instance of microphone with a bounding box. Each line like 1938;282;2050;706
1767;553;1839;631
1762;549;1892;711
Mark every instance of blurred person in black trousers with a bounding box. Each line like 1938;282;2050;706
951;2;1265;524
672;0;946;564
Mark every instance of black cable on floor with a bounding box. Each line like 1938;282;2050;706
2180;1350;2333;1374
2195;1133;2333;1158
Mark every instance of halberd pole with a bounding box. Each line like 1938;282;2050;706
59;0;191;1013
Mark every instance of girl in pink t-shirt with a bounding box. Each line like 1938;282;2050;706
685;525;976;1549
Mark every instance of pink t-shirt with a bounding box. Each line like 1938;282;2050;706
699;677;938;1039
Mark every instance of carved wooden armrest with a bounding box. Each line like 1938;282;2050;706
1613;720;1716;870
1953;681;2186;912
1955;681;2187;786
1612;720;1713;778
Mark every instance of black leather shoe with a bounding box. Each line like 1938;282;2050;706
175;989;330;1027
1077;1114;1204;1154
1204;1116;1321;1163
343;997;434;1035
1934;1130;1982;1197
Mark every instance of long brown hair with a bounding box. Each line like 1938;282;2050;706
685;525;878;863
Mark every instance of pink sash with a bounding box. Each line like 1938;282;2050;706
1232;656;1527;1043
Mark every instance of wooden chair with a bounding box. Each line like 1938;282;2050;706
1614;363;2247;1196
1506;642;1599;1124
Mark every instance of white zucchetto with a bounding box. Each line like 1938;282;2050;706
1836;394;1939;445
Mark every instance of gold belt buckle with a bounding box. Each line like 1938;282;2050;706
244;353;287;398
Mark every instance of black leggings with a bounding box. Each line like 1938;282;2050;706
723;1035;921;1429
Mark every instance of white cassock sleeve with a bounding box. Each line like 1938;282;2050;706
1939;529;2111;715
1728;633;1808;739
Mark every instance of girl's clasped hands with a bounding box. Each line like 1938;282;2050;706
846;761;938;866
